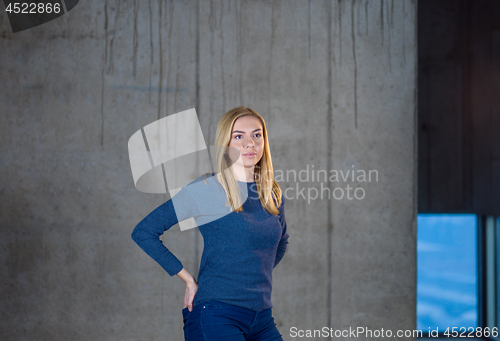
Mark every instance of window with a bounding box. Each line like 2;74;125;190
417;214;478;332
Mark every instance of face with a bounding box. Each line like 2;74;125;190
228;115;265;170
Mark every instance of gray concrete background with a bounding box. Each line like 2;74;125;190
0;1;417;340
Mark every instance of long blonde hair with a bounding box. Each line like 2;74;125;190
203;106;282;215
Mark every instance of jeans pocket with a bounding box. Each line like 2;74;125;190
182;307;191;324
200;300;231;310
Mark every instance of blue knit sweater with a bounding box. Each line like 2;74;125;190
131;174;289;312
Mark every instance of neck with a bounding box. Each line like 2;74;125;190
231;164;255;182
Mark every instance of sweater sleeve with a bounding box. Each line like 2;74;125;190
274;194;289;268
131;187;199;276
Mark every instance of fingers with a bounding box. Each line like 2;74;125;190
185;282;199;312
188;294;196;312
184;293;194;312
188;291;196;312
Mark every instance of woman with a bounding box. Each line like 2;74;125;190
131;106;289;341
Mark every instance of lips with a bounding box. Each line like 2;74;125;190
243;153;256;156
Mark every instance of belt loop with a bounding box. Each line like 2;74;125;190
251;310;259;329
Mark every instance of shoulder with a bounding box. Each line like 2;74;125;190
272;186;285;211
275;182;285;202
279;191;285;210
187;172;218;187
182;173;225;201
179;173;232;217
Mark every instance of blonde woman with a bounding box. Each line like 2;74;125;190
132;106;289;341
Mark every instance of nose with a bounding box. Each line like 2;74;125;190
244;137;255;148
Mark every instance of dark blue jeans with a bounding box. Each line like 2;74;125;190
182;300;284;341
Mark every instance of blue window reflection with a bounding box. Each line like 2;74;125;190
417;214;478;331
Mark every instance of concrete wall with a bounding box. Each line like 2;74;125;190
0;1;417;340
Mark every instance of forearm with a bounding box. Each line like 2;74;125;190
176;267;197;284
131;200;183;276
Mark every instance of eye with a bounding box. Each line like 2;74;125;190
254;133;262;138
234;135;242;140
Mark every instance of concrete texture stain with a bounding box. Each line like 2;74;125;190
351;1;358;130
